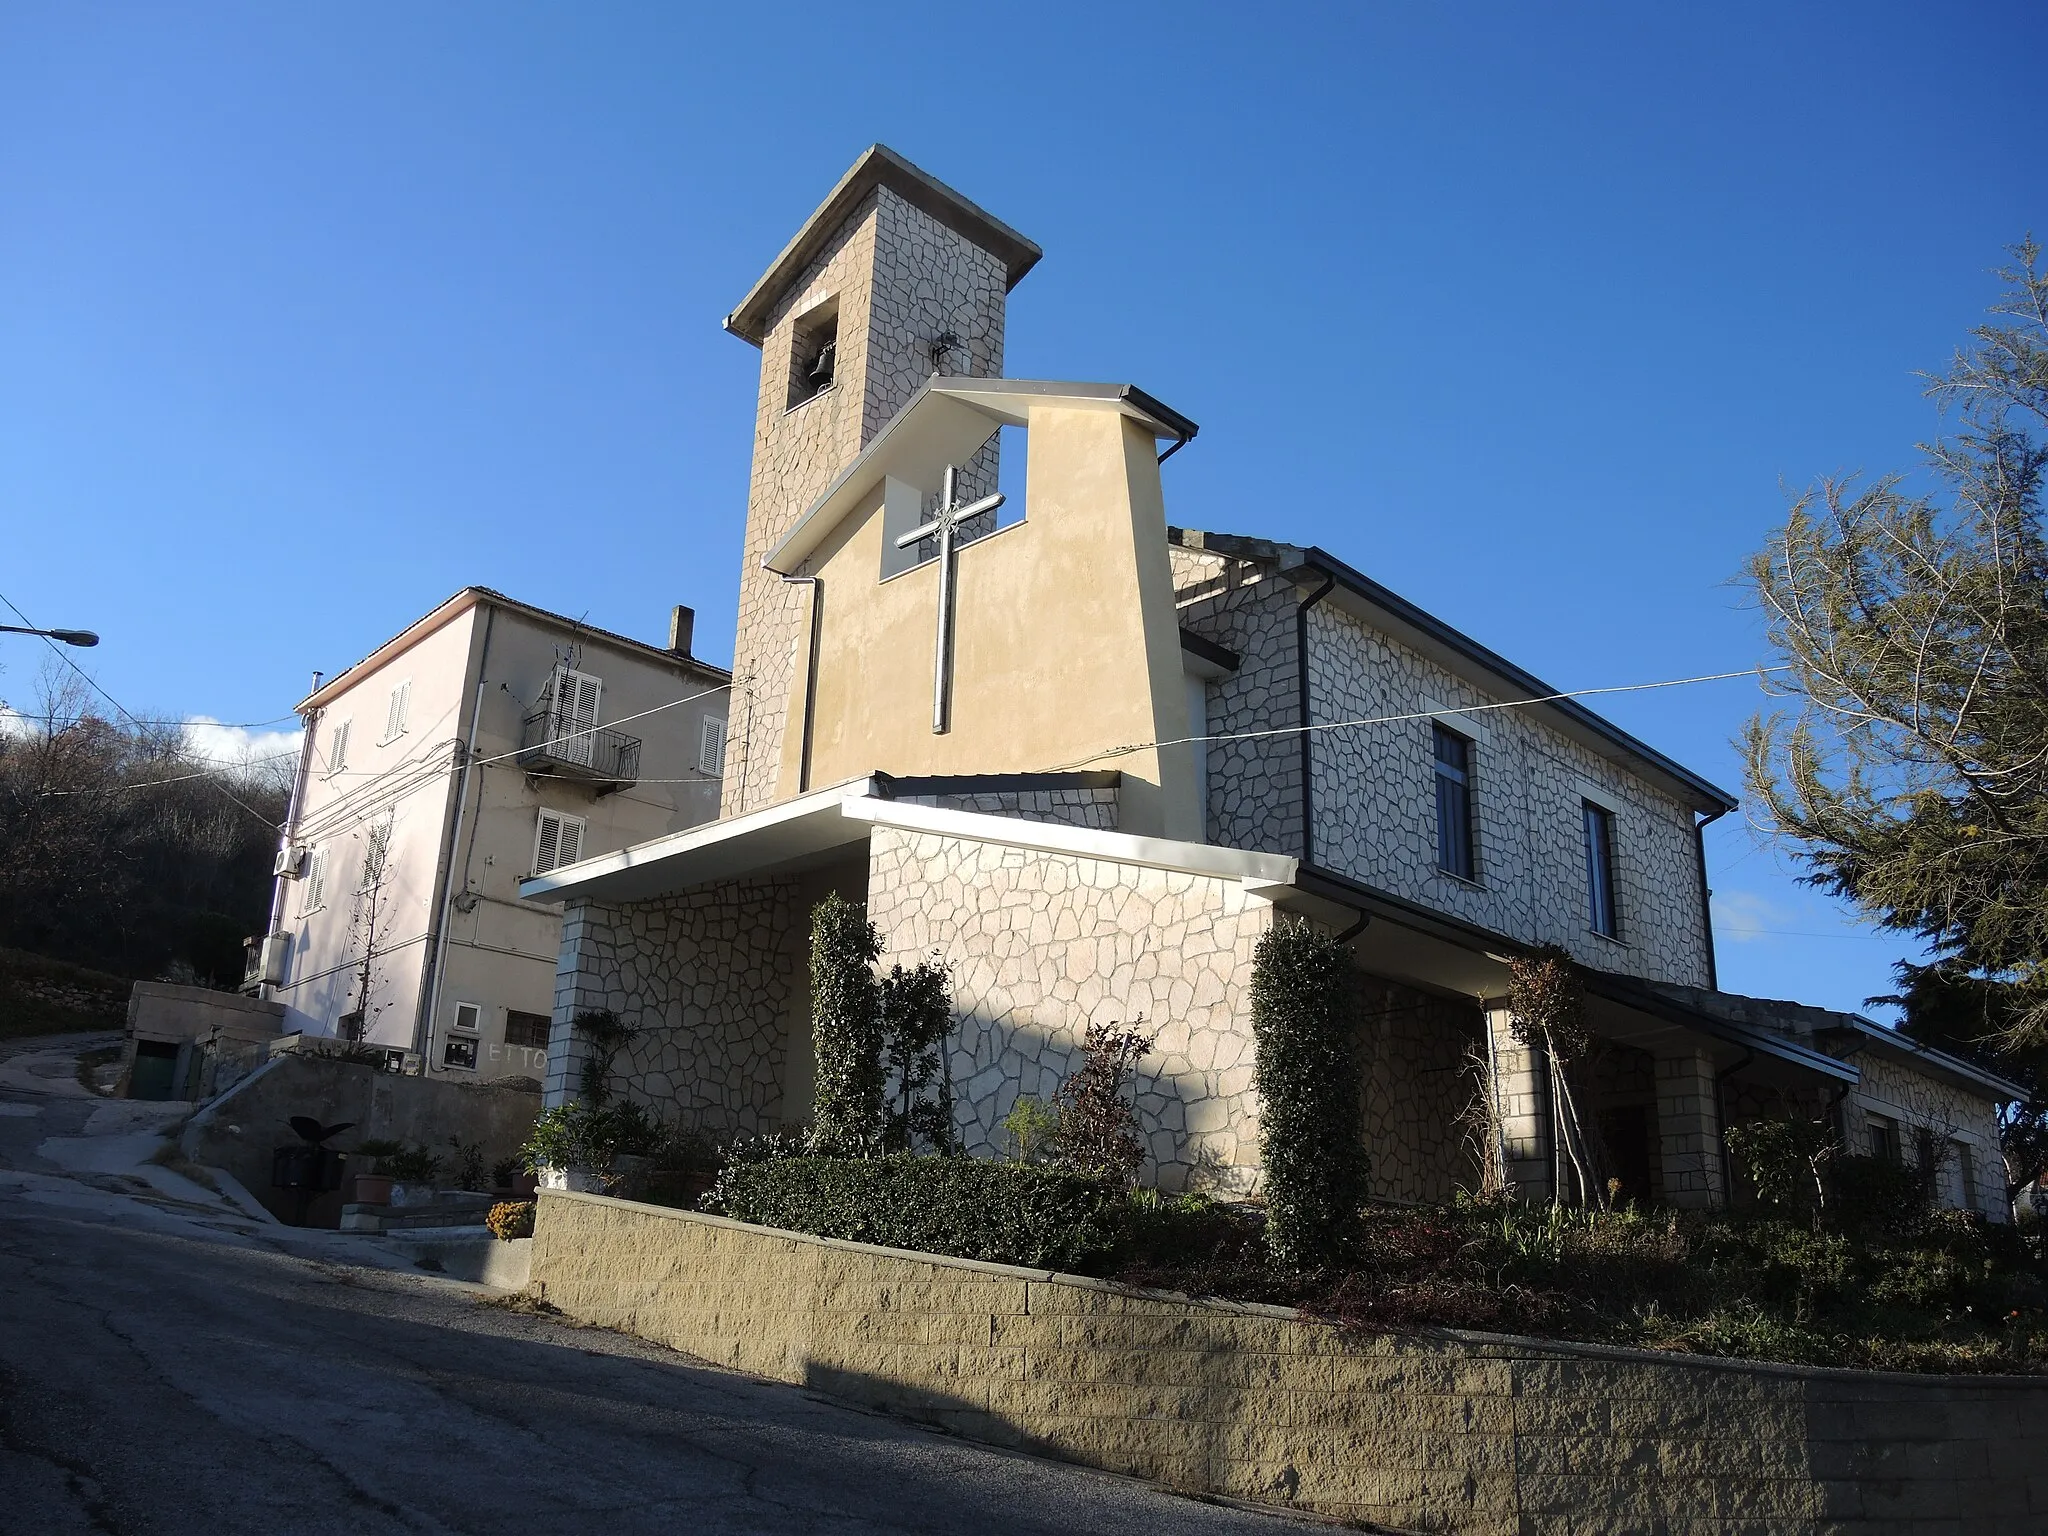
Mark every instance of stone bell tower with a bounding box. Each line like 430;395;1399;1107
718;145;1041;816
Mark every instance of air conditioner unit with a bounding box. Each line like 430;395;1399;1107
255;932;291;987
274;845;308;879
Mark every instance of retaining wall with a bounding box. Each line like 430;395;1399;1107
531;1189;2048;1535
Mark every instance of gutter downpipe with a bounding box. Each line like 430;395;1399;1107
777;571;824;794
262;692;323;999
419;606;496;1068
1694;805;1731;991
1296;572;1337;864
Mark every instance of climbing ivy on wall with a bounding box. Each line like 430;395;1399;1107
1251;919;1369;1268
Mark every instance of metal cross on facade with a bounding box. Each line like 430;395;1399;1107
894;462;1004;734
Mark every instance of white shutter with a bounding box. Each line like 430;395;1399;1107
698;715;727;777
533;809;586;875
384;681;411;742
326;720;350;776
301;847;328;912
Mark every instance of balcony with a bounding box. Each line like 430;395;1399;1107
517;709;641;794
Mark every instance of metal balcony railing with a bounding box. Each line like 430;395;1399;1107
517;709;642;790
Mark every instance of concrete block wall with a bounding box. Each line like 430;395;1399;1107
532;1191;2048;1535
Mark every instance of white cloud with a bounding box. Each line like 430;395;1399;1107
0;704;32;740
1712;889;1797;944
181;716;304;770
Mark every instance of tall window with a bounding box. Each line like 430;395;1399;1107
533;808;586;875
299;846;329;914
1868;1113;1900;1163
382;680;411;743
1583;801;1619;937
325;719;350;777
1432;723;1475;880
699;714;727;777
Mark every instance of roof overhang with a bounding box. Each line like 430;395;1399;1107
724;145;1042;347
1818;1014;2030;1103
764;378;1197;576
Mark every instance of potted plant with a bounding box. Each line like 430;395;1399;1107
382;1144;443;1206
522;1103;607;1193
348;1138;403;1206
489;1156;537;1199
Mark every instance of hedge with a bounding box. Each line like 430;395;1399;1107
705;1154;1123;1271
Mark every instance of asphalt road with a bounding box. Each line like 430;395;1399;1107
0;1037;1310;1536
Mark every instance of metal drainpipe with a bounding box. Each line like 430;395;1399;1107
261;695;323;999
778;571;823;794
419;606;495;1068
1295;572;1337;864
1693;805;1730;991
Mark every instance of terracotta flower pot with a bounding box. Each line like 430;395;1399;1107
350;1173;395;1206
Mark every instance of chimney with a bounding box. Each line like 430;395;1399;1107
667;605;695;658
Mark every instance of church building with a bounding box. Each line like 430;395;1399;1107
523;146;2021;1214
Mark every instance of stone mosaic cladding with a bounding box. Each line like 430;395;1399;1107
865;824;1274;1193
894;787;1117;830
1173;548;1305;855
1358;979;1485;1203
724;185;1011;817
1305;601;1713;984
547;880;802;1132
1851;1054;2004;1212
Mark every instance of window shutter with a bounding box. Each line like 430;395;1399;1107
569;673;600;726
385;682;410;741
699;715;727;777
535;812;561;874
327;720;350;776
302;848;327;912
558;815;582;867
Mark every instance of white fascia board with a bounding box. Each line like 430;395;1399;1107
765;379;1188;575
843;795;1299;893
518;778;877;903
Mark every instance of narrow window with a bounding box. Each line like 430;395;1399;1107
450;1002;482;1035
382;680;411;743
1583;802;1619;937
1868;1113;1899;1163
325;719;351;777
533;808;586;875
1432;723;1475;880
299;846;329;913
504;1010;553;1049
1955;1140;1977;1212
698;715;727;777
786;300;839;409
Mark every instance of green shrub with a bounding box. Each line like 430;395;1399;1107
383;1144;443;1183
1050;1020;1153;1184
706;1154;1124;1271
486;1200;535;1240
1251;921;1369;1267
807;895;884;1155
522;1103;606;1172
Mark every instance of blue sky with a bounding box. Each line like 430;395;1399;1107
2;4;2042;1017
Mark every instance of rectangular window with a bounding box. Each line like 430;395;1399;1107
504;1010;552;1049
1432;723;1475;880
325;719;351;777
546;667;602;768
699;715;727;777
786;299;839;409
299;846;329;914
382;680;411;743
1583;802;1619;938
532;808;586;875
1868;1113;1900;1163
1956;1140;1977;1213
450;1001;482;1035
441;1036;478;1071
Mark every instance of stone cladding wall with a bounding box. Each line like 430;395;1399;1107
893;787;1117;830
1850;1054;2005;1214
535;1191;2048;1536
1358;978;1486;1203
1304;603;1713;986
546;881;802;1132
1170;548;1305;856
864;824;1274;1193
725;185;1011;817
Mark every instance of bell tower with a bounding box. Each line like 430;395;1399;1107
718;145;1041;816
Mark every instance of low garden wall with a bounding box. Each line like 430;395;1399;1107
532;1189;2048;1535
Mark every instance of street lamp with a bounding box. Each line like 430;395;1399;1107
0;624;98;647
